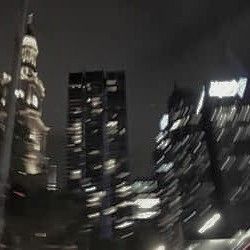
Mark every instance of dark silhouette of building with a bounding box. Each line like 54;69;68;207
154;78;250;244
66;71;133;240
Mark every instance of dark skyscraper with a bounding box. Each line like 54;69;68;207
154;78;250;244
204;78;250;204
0;16;49;194
66;71;133;240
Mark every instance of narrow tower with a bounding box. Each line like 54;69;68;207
0;14;49;193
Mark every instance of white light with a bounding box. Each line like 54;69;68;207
160;114;169;131
135;198;160;209
196;86;205;114
87;212;100;219
0;98;6;106
115;221;134;229
70;169;82;180
155;245;165;250
117;185;131;193
198;213;221;234
136;211;158;219
32;94;38;108
15;89;25;99
170;119;181;131
117;201;134;208
85;186;96;192
103;206;117;215
107;121;118;127
209;78;247;98
156;162;173;173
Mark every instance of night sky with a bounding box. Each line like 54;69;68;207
1;0;250;178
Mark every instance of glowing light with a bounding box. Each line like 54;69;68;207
70;169;82;180
196;86;205;114
198;213;221;234
115;221;134;229
170;119;181;131
136;211;159;219
15;89;25;99
135;198;160;209
32;94;38;108
156;162;173;173
0;98;6;106
160;114;169;131
155;245;165;250
209;78;247;98
87;212;100;219
85;186;96;192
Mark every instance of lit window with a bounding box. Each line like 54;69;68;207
105;159;116;170
32;94;38;108
87;212;100;219
91;97;101;107
156;162;174;173
169;119;182;131
0;98;6;106
70;169;82;180
135;211;159;220
29;132;39;142
106;79;117;86
198;213;221;234
103;206;117;216
116;185;131;193
107;86;117;92
196;86;205;115
134;198;160;209
209;78;247;98
115;221;134;229
15;89;25;99
160;114;169;131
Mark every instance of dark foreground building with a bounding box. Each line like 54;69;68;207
67;71;134;241
154;78;250;247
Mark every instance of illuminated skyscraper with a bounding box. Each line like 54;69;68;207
155;78;250;242
66;71;133;240
205;78;250;203
0;15;49;193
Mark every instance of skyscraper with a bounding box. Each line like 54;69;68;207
67;71;133;240
0;15;49;194
205;78;250;204
155;78;250;242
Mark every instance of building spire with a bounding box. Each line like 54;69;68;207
26;13;35;36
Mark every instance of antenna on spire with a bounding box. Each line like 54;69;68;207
27;12;34;25
26;12;35;36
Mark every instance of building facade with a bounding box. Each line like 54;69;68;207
0;15;49;194
66;71;134;240
154;78;250;243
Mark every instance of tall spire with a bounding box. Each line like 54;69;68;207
26;13;35;36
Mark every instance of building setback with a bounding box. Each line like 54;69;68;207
66;71;134;240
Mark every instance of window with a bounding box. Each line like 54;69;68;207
32;94;38;108
15;89;25;99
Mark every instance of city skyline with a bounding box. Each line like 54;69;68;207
1;0;250;178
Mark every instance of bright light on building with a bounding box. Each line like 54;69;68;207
135;198;160;209
198;213;221;234
209;78;247;99
196;86;205;114
135;211;159;219
155;245;165;250
115;221;134;229
160;114;169;131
